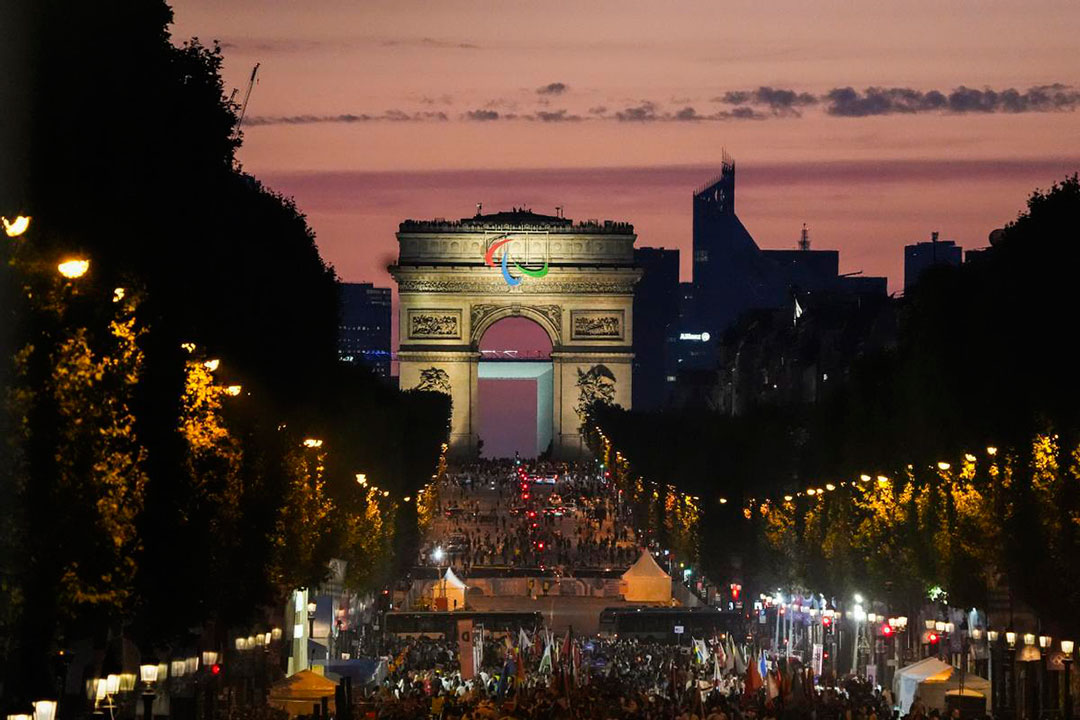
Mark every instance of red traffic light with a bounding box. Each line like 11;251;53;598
882;624;894;636
928;633;939;643
210;664;222;675
822;616;832;626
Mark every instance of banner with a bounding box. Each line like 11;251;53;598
457;619;475;680
811;643;823;677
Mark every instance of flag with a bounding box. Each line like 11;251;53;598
732;638;746;674
723;635;735;672
538;641;552;673
794;298;804;324
758;650;768;682
518;628;532;651
744;651;763;695
693;638;708;665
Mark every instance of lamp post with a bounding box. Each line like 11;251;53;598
307;601;318;669
1063;640;1075;720
1039;635;1052;720
140;660;159;720
1006;631;1018;720
988;630;999;713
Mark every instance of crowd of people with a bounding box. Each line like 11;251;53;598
353;634;900;720
419;460;638;572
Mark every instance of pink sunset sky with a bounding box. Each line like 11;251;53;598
170;0;1080;292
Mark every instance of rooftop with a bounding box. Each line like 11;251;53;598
399;207;633;234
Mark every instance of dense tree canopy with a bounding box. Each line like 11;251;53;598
0;0;450;707
590;174;1080;633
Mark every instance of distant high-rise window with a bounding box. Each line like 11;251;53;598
339;282;392;378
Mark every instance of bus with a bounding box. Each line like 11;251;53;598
598;606;746;642
383;611;543;639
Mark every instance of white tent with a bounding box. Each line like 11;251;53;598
893;657;990;714
620;551;672;603
433;567;467;611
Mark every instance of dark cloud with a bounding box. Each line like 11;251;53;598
464;109;500;121
715;86;817;116
536;82;568;95
615;101;660;121
531;110;584;122
724;106;767;120
243;111;447;126
825;84;1080;116
246;83;1080;129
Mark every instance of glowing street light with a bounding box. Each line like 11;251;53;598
937;462;951;470
203;359;220;372
355;473;367;485
57;258;89;279
2;215;31;237
302;438;323;448
32;702;57;720
432;546;445;563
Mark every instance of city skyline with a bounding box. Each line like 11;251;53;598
169;0;1080;294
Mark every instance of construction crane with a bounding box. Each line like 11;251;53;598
231;63;260;139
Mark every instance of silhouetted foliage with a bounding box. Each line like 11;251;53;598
591;174;1080;633
0;0;450;705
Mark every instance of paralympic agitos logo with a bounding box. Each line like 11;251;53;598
483;235;549;286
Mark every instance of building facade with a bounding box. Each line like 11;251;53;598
338;282;392;377
904;232;963;293
691;155;888;344
632;247;680;411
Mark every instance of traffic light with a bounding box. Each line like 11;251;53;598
928;633;939;644
210;664;222;675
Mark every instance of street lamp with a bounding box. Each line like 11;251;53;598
2;215;31;237
1062;640;1074;720
31;701;56;720
139;659;159;720
57;258;89;279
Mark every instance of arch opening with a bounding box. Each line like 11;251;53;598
477;317;554;459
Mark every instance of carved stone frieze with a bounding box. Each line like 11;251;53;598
570;310;624;340
407;309;461;339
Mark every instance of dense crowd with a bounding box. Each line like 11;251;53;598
355;635;901;720
419;461;638;572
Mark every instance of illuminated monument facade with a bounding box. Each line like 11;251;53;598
389;209;640;458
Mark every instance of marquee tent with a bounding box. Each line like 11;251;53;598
268;670;337;718
893;657;990;714
433;567;467;611
620;550;672;603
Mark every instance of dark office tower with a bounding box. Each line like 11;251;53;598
904;232;963;293
338;282;392;377
691;152;777;336
632;247;680;410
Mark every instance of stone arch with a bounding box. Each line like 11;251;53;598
470;304;561;348
390;211;641;458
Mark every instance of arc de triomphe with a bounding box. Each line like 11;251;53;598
389;209;641;459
